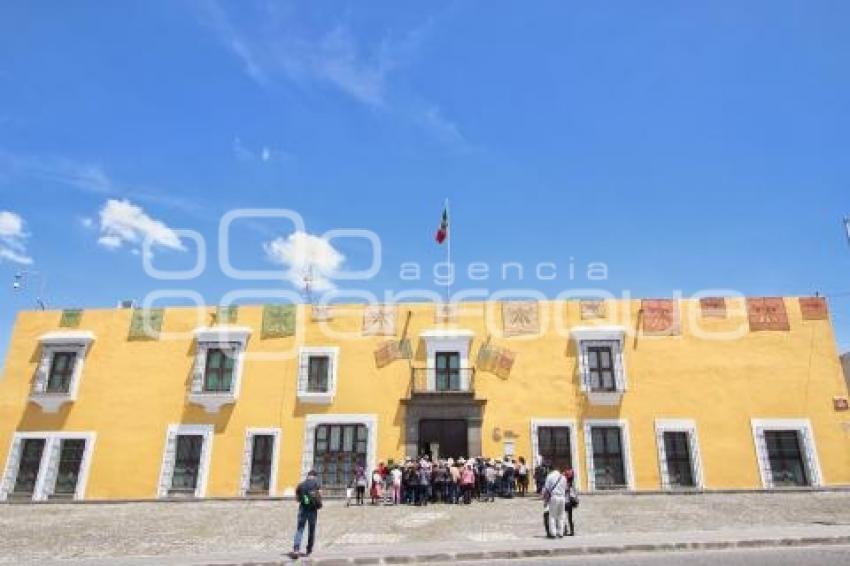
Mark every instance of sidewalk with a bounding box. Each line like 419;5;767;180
2;491;850;564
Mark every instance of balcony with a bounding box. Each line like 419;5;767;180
409;367;476;397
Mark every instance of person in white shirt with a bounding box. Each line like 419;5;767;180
390;466;403;505
542;468;567;538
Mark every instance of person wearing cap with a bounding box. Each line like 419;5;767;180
290;469;322;558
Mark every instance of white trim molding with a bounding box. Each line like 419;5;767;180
751;418;822;489
240;427;281;497
583;419;634;491
570;326;627;406
187;326;252;413
30;331;96;413
654;419;704;490
0;431;96;501
420;329;475;391
529;418;580;487
300;414;378;485
296;346;340;405
157;424;214;498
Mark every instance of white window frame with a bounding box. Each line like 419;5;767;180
296;346;340;404
157;424;214;498
30;331;95;413
583;419;634;491
529;418;580;487
0;431;96;501
655;419;704;490
299;414;378;490
570;326;627;406
240;427;281;497
751;418;822;489
421;329;474;392
188;326;251;413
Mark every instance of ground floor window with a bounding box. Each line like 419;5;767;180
591;426;626;489
13;438;46;496
663;431;695;488
538;426;572;470
313;423;367;488
765;430;808;487
248;434;274;494
52;439;86;497
169;435;204;495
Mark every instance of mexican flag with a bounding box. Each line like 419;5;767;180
435;203;449;244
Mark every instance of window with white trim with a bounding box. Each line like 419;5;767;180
300;414;378;494
30;331;95;413
584;419;633;491
297;347;339;404
0;432;96;501
240;428;281;497
188;327;251;413
571;327;627;405
530;418;580;487
751;419;821;488
158;424;213;498
655;419;703;490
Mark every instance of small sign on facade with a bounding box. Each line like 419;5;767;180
834;397;849;411
580;299;606;320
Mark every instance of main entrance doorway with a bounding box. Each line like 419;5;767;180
418;419;468;460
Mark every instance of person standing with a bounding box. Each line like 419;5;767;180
390;464;403;505
354;465;367;506
290;470;322;558
542;467;567;539
517;456;529;497
565;468;578;536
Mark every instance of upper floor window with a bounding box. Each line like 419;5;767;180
47;352;78;393
571;326;627;405
297;347;339;404
203;348;235;393
435;352;461;391
30;331;95;413
586;345;615;392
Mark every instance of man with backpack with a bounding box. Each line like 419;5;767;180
289;470;322;558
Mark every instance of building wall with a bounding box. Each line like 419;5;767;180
0;298;848;500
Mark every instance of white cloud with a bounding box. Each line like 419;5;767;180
79;217;95;229
264;231;344;292
0;210;33;265
97;199;185;255
420;106;470;150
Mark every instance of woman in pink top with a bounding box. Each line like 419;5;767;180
460;465;475;504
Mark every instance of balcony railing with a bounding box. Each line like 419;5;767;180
410;367;476;395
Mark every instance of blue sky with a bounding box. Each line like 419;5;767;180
1;0;849;365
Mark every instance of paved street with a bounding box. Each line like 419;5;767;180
2;491;850;564
454;545;850;566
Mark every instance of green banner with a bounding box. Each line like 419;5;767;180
129;308;164;340
59;309;83;328
262;304;295;338
215;305;238;325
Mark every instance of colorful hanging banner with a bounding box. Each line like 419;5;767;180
746;297;790;331
374;338;412;368
502;301;539;337
799;297;828;320
262;304;296;338
59;309;83;328
128;308;164;340
215;305;238;325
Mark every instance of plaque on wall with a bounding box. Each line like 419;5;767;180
799;297;828;321
363;305;397;336
746;297;790;331
699;297;726;318
128;308;164;340
834;397;849;411
641;299;680;336
215;305;238;325
262;304;296;338
580;299;606;320
502;301;539;337
59;309;83;328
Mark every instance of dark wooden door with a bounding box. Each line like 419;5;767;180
419;419;468;460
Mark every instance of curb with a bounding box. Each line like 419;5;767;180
218;535;850;565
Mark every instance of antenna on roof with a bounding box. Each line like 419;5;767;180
12;270;47;311
301;266;314;305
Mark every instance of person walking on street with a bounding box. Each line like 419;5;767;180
289;470;322;558
565;468;579;536
542;466;567;538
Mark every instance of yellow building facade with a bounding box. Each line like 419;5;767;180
1;297;849;501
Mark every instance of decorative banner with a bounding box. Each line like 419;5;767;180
374;339;412;368
477;342;516;379
580;300;606;320
128;308;164;340
641;299;680;336
311;305;333;322
363;305;396;336
502;301;539;337
799;297;828;320
746;297;790;331
435;303;458;323
215;305;238;325
59;309;83;328
699;297;727;318
262;304;296;338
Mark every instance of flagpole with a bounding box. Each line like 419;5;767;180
446;197;451;305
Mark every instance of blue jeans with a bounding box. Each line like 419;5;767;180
293;506;317;554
